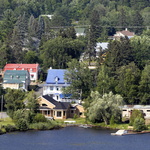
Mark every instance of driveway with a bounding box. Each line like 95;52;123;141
34;82;45;97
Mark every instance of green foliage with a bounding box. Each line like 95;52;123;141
40;36;85;70
15;118;28;131
34;113;47;123
138;65;150;104
133;118;147;132
87;91;123;125
129;109;144;126
29;121;58;130
63;59;94;100
25;90;39;113
2;124;17;132
4;89;26;118
115;62;140;104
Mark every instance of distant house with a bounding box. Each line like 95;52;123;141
3;70;30;91
3;64;40;82
75;27;86;37
43;68;80;103
113;28;135;40
38;95;85;119
122;105;150;120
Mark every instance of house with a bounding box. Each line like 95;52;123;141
113;28;135;40
3;63;40;82
38;95;85;119
3;70;30;91
43;68;81;103
75;27;86;37
122;105;150;120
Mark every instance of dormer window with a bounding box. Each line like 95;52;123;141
16;75;19;79
55;76;59;83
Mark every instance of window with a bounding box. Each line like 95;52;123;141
42;104;48;106
80;112;82;116
56;96;59;100
31;74;34;78
56;87;59;91
123;110;127;111
63;111;66;116
71;110;74;113
147;110;150;112
50;86;53;90
57;111;62;117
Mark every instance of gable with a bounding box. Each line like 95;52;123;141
40;95;71;110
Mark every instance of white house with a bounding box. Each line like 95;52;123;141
43;68;81;103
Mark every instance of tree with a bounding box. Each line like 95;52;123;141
138;65;150;104
87;91;123;125
24;51;39;64
115;62;140;104
131;11;144;35
133;118;147;132
40;36;85;70
86;9;102;65
63;59;94;100
4;89;26;118
105;37;134;73
129;109;144;126
131;35;150;69
96;65;116;95
25;90;39;113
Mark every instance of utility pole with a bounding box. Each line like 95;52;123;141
0;95;3;119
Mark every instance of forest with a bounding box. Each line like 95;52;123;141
0;0;150;106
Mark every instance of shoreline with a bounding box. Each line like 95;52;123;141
1;123;150;136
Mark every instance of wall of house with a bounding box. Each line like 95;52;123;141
122;108;150;119
3;83;19;89
38;97;55;109
43;85;64;101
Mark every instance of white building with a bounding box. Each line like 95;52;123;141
43;69;80;103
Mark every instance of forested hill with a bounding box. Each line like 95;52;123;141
0;0;150;69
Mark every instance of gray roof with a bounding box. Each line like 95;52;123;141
42;95;70;110
122;105;150;109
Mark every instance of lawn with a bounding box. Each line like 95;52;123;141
0;117;15;127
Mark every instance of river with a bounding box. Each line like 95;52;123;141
0;126;150;150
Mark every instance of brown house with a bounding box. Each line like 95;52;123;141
38;95;85;119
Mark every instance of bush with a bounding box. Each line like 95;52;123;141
16;118;28;131
34;113;47;123
133;118;147;132
129;109;144;126
3;124;17;132
29;121;58;130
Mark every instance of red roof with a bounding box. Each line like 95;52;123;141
116;30;135;36
4;64;39;72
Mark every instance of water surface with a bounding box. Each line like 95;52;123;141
0;127;150;150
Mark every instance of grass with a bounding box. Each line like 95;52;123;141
0;117;15;127
56;118;129;130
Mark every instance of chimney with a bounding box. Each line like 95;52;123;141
125;28;128;31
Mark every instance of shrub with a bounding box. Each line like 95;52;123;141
29;121;58;130
133;118;147;132
16;118;28;131
34;113;47;123
3;124;17;132
129;109;144;126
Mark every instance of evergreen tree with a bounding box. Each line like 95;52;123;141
138;65;150;104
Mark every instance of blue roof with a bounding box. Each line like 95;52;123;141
46;69;67;84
